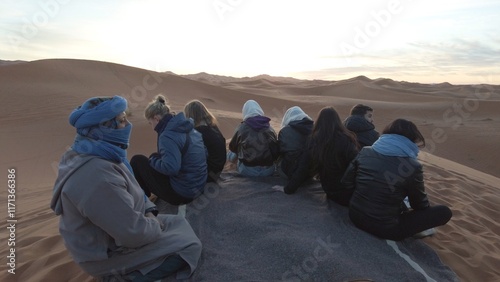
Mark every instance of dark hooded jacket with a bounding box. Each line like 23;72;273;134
278;118;314;194
344;115;379;147
343;145;429;230
229;116;278;167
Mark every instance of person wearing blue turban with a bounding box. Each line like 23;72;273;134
68;95;133;170
51;96;202;281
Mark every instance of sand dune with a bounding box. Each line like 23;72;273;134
418;153;500;281
0;58;499;281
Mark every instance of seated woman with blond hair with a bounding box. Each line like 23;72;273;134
131;94;207;205
184;99;226;183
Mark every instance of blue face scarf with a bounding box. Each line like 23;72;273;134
69;96;133;172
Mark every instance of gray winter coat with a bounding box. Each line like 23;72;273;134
50;150;201;279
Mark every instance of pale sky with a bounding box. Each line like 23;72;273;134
1;0;499;84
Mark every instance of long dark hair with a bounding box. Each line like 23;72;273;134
382;118;426;148
310;107;358;165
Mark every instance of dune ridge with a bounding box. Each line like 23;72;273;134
1;58;499;281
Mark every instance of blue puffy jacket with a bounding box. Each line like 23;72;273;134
149;112;207;198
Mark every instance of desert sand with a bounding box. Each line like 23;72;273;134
0;59;499;281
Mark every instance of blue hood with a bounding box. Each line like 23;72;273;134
155;113;193;134
372;134;419;159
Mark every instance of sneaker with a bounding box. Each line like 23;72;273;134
403;196;411;209
177;204;186;217
413;228;436;239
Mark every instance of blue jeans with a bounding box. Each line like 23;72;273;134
228;151;275;177
237;161;275;177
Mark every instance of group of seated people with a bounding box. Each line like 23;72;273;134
50;95;452;281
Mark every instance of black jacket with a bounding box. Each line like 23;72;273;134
229;122;278;167
343;147;430;229
344;115;379;147
313;133;359;202
196;125;226;182
278;118;314;194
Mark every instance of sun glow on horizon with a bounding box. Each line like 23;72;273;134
1;0;499;84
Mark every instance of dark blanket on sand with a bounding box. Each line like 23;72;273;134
162;172;458;282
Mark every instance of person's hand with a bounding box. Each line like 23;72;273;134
271;185;284;192
226;151;237;163
146;212;165;230
149;152;161;159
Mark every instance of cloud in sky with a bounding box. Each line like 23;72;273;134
303;38;500;84
1;0;499;84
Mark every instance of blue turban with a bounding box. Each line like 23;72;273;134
69;95;127;129
69;95;133;171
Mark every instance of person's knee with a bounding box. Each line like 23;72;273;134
442;205;452;221
435;205;452;224
130;154;148;168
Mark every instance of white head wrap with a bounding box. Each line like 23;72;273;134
281;106;310;128
242;100;264;120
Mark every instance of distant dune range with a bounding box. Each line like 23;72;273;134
0;59;499;281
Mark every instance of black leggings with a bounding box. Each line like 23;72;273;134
327;189;354;207
350;205;452;241
130;155;193;206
